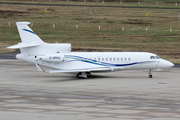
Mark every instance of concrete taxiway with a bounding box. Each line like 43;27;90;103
0;59;180;120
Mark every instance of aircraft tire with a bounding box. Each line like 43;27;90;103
77;72;81;78
85;72;91;76
149;75;153;78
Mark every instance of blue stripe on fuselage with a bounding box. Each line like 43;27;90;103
65;55;156;67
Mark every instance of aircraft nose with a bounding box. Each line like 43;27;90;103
169;62;174;67
160;60;174;68
165;60;174;68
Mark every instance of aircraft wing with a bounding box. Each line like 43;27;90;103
35;63;91;73
35;64;126;73
49;67;113;73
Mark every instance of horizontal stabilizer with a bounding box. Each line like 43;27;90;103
7;43;40;49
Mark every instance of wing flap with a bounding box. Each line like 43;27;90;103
49;69;90;73
110;66;127;71
49;67;111;73
89;67;111;72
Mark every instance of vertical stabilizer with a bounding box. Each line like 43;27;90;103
16;22;44;44
7;21;71;55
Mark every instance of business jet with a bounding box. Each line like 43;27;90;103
7;22;174;78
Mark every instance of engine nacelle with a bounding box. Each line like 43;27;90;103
39;54;64;62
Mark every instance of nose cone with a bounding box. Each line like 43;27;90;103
161;60;174;68
169;62;174;67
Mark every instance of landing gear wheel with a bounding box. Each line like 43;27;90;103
149;75;153;78
77;72;87;78
148;69;153;78
85;72;91;76
77;72;81;78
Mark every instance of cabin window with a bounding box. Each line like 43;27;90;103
110;58;112;61
121;58;123;61
102;58;104;61
117;58;119;61
94;58;96;62
113;58;116;61
106;58;108;61
125;58;127;61
128;58;131;61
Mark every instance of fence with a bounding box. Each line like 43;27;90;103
1;0;180;6
2;22;180;33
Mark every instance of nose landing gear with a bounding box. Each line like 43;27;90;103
149;74;153;78
149;69;153;78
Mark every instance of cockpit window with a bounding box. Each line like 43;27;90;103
150;56;161;59
156;56;161;59
150;56;155;59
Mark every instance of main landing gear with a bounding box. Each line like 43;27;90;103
77;72;91;78
149;69;153;78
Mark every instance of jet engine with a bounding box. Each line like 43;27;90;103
39;54;64;62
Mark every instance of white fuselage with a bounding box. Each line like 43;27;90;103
16;52;173;72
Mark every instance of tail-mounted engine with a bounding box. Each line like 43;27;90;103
38;54;64;62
